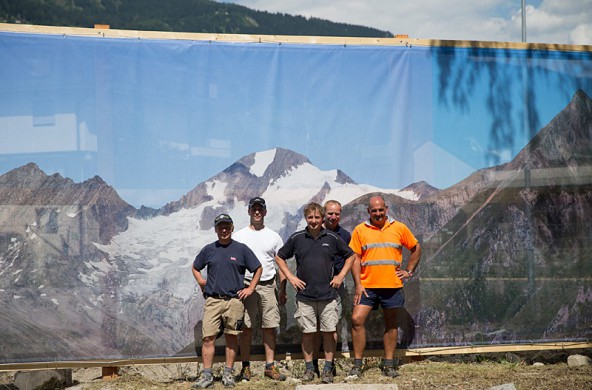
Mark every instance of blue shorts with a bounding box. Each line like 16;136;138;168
359;288;405;310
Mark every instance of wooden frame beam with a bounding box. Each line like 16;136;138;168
1;342;589;372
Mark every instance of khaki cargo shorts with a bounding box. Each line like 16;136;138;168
294;298;338;333
202;296;244;338
243;278;281;329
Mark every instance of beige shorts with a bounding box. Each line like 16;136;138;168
294;299;338;333
202;297;244;338
243;278;280;329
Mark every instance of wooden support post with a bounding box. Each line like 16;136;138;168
401;355;426;364
101;366;119;380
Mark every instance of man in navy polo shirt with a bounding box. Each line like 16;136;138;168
192;213;262;389
312;199;352;376
274;202;355;384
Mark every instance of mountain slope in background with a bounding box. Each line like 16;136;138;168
0;0;392;37
413;90;592;344
0;164;137;360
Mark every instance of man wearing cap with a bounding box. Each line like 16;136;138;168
233;197;287;381
275;202;355;384
347;195;422;380
192;213;262;389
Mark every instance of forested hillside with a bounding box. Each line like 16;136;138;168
0;0;393;37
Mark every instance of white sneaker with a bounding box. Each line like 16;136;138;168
222;371;235;388
192;374;214;389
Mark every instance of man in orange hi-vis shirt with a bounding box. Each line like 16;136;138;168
347;195;422;380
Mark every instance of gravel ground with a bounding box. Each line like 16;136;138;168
1;354;591;389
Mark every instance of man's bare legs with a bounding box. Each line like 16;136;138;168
224;333;239;368
201;335;216;369
383;308;398;360
262;328;276;363
351;304;372;359
301;332;314;362
322;331;336;364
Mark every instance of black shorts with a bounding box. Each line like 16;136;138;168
359;288;404;310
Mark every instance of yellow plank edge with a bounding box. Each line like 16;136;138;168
1;22;592;52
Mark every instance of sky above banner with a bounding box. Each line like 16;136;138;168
222;0;592;45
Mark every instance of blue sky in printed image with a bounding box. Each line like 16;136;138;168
0;31;590;208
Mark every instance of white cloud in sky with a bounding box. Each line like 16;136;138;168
224;0;592;45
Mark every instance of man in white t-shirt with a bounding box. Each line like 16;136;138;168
233;197;287;381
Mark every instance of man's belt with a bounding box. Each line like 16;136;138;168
204;293;235;300
259;276;276;285
245;275;276;286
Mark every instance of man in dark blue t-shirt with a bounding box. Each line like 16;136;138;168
275;202;354;384
192;213;262;389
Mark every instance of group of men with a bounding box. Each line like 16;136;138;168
191;195;422;388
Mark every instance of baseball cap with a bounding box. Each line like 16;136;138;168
214;213;233;226
248;197;266;208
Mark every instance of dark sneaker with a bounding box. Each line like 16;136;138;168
192;374;214;389
346;366;362;380
222;371;236;388
321;369;334;384
382;366;400;378
264;365;287;381
300;368;316;382
238;366;252;381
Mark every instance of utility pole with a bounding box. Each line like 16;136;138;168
521;0;527;42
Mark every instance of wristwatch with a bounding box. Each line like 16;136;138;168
406;269;413;277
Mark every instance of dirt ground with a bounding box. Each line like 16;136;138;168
1;354;591;390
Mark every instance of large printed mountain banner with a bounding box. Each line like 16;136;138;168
0;27;591;363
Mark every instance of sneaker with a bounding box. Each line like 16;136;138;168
222;371;236;388
238;366;252;381
300;368;316;382
382;366;400;378
192;374;214;389
264;365;287;381
346;366;362;380
321;369;334;384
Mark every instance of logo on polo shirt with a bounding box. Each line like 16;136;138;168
230;256;237;261
322;243;329;247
